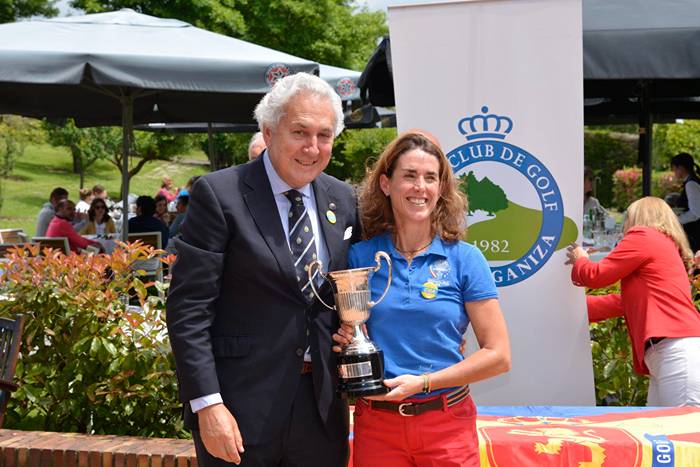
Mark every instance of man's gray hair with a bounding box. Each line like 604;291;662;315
254;72;345;136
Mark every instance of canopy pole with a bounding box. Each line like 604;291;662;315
639;81;653;196
121;94;134;241
207;122;218;169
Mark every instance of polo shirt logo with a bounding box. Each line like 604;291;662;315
421;280;439;300
446;106;576;287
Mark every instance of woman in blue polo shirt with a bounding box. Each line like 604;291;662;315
335;131;511;467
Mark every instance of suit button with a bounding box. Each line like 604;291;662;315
296;348;304;357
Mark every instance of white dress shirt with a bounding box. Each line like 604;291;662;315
679;177;700;224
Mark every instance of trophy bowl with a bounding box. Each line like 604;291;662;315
309;251;392;397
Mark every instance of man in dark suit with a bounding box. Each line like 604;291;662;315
166;73;360;466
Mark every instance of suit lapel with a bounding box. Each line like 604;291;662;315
242;159;306;302
312;176;343;274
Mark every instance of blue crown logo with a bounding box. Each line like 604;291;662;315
458;106;513;141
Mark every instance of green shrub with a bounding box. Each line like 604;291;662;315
611;167;682;210
584;130;638;207
587;283;648;406
0;243;184;437
611;167;642;210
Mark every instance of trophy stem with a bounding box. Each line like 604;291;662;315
351;325;367;345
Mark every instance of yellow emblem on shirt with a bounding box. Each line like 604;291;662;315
421;280;438;299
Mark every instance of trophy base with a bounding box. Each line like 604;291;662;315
337;350;389;397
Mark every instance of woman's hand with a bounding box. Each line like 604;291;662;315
365;374;424;401
331;323;354;353
565;242;589;265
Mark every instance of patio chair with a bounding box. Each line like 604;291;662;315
32;237;70;255
127;231;162;250
0;229;28;244
0;314;25;427
0;243;21;259
127;232;163;283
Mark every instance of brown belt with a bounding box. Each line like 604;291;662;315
367;385;470;417
301;361;313;374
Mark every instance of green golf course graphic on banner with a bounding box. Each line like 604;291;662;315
459;171;578;261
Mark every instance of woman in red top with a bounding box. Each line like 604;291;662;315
566;197;700;406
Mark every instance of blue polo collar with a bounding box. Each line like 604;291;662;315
379;232;448;262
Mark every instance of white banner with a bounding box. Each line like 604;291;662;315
389;0;595;405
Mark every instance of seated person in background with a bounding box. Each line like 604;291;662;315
566;196;700;407
75;188;93;215
169;195;189;238
154;194;171;226
80;198;117;236
36;187;68;237
175;175;200;198
156;177;178;203
92;184;114;209
46;199;101;253
128;195;169;248
583;166;606;217
248;131;266;161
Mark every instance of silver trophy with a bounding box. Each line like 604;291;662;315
309;251;392;396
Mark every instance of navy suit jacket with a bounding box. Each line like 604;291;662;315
166;157;360;444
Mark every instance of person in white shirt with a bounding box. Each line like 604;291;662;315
75;188;93;214
671;152;700;252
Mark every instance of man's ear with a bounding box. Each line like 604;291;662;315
262;125;273;146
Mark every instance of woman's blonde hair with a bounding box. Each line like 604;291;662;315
624;196;693;267
359;131;467;242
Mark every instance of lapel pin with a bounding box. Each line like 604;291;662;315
326;210;337;224
329;202;337;211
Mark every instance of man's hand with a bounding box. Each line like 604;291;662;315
197;403;245;464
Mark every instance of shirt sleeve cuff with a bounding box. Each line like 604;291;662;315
190;393;223;413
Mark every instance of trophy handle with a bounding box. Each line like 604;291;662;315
368;251;392;307
308;259;336;310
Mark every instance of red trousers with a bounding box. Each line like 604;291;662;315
352;394;480;467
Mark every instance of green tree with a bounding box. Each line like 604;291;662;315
0;0;57;23
72;0;387;70
198;132;251;170
44;119;111;189
334;127;396;182
70;0;245;37
0;116;44;212
44;122;192;198
235;0;387;70
655;120;700;166
583;129;638;207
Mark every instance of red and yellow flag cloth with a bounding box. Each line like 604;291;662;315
477;406;700;467
348;406;700;467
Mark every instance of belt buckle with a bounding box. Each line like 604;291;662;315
398;403;415;417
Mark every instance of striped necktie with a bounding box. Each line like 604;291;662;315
284;190;318;301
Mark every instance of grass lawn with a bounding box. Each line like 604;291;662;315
0;143;210;236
